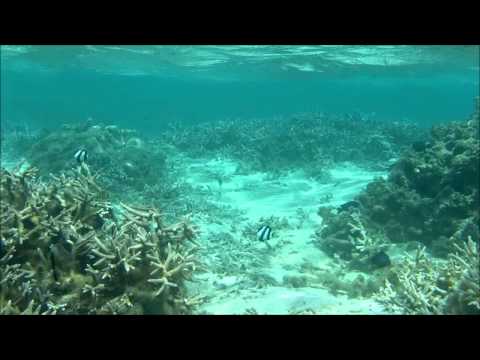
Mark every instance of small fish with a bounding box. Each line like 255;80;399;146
257;225;272;242
74;148;88;164
412;141;430;153
0;239;6;257
49;246;59;282
369;250;391;269
338;200;361;213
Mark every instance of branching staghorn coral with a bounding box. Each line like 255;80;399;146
0;162;200;314
315;208;388;269
376;246;445;314
376;237;479;314
443;238;480;313
348;213;388;264
147;242;196;296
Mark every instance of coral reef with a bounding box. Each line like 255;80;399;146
241;215;292;240
294;259;389;299
357;103;479;248
376;238;479;314
314;99;480;314
203;229;271;279
10;121;168;195
315;207;388;270
195;216;293;290
0;162;199;314
317;100;479;253
161;112;427;176
315;270;385;299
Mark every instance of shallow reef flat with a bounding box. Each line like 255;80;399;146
1;101;478;315
175;156;392;314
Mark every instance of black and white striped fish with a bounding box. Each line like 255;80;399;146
257;225;272;242
74;148;88;163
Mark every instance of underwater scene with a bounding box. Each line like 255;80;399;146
0;45;479;315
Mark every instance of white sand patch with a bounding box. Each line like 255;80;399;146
180;156;391;314
0;153;31;172
198;286;389;315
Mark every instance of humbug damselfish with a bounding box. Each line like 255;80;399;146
257;225;272;242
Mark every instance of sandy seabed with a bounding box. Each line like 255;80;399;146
1;150;396;314
178;156;393;314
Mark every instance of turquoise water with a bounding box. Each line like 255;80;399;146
1;45;479;315
1;45;478;134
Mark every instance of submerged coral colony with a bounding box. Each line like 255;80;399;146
1;99;479;315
